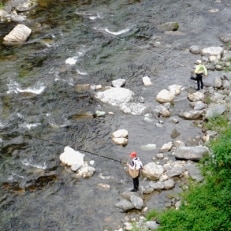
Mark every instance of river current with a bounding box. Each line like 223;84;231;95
1;0;231;230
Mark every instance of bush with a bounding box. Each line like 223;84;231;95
203;114;229;132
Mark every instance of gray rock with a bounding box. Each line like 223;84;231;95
179;110;204;120
174;146;209;161
159;21;179;31
120;102;148;115
219;34;231;43
189;45;201;54
130;195;144;210
193;101;207;110
166;166;185;177
146;221;159;230
171;128;180;139
186;163;204;182
149;181;165;190
213;76;223;88
205;104;226;119
164;179;175;189
115;199;134;211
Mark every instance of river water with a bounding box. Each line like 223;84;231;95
1;0;231;230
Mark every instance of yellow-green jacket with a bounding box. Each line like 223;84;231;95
194;64;208;76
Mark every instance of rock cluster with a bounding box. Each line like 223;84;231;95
60;146;95;178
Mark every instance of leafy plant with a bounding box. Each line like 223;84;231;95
203;114;229;132
146;209;159;221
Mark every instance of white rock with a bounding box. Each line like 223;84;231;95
168;84;182;96
142;76;152;86
60;146;85;168
156;89;175;103
95;87;134;106
179;110;204;120
112;78;126;88
160;142;173;152
112;129;128;138
155;105;171;117
120;102;148;115
3;24;32;45
76;164;95;178
187;92;205;102
140;143;157;151
112;137;128;145
201;46;224;56
142;162;164;180
97;183;111;190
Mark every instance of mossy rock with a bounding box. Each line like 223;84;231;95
159;21;179;31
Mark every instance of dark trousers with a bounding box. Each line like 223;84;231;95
132;176;139;190
191;74;203;90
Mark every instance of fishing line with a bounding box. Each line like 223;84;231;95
26;133;122;163
20;18;194;164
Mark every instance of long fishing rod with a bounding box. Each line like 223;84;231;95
26;133;122;163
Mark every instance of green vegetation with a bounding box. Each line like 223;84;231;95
144;121;231;231
203;114;229;132
223;66;231;72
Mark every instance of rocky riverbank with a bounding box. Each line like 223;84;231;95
58;44;231;230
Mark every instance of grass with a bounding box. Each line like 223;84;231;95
203;114;229;132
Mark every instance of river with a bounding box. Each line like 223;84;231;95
0;0;230;230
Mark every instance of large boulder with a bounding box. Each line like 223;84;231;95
174;146;209;161
156;89;175;103
205;104;226;119
115;199;134;212
95;87;134;106
142;162;164;180
60;146;85;170
201;46;224;57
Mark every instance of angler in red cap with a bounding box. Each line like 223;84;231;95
127;151;143;192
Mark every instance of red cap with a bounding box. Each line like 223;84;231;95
129;152;137;158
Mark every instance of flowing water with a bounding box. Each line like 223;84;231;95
1;0;231;230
